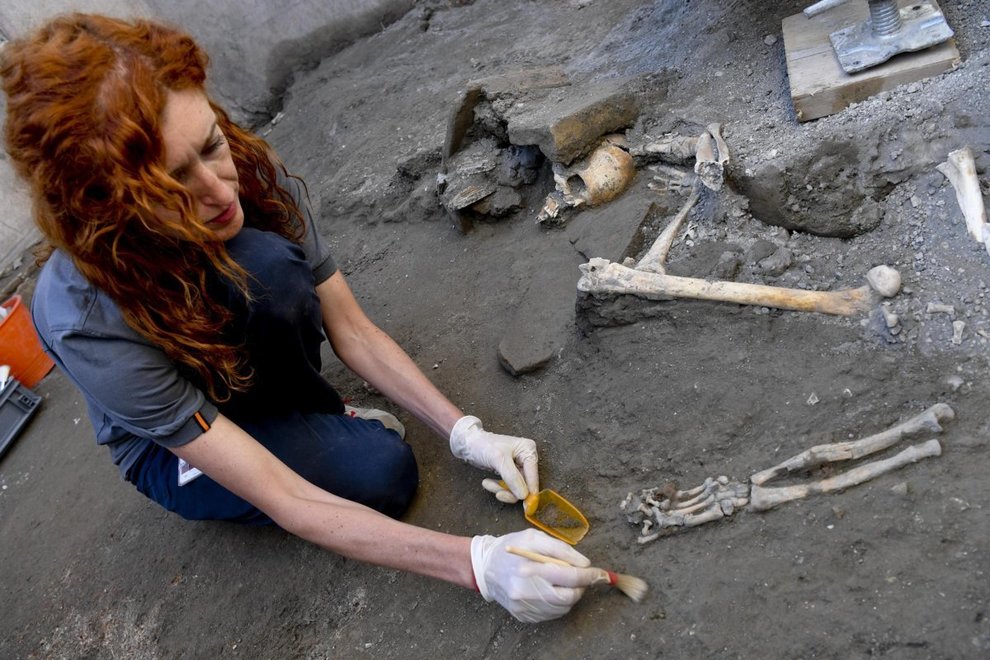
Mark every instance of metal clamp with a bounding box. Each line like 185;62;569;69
804;0;954;73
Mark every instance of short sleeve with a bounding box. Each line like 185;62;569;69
52;328;219;448
280;172;337;284
31;251;219;451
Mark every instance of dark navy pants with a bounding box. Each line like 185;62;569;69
127;227;419;523
130;413;418;524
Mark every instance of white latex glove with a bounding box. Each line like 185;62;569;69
471;529;607;623
449;415;539;502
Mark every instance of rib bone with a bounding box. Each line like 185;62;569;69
749;440;943;512
750;403;954;485
578;258;893;316
936;147;989;248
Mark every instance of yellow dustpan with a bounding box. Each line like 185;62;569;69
499;481;589;545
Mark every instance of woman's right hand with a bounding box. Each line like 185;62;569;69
470;529;607;623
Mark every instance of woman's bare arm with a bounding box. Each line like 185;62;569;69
171;413;475;587
316;272;464;438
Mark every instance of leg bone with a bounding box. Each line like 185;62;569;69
578;258;882;316
635;190;701;274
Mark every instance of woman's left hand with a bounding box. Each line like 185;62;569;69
449;416;539;503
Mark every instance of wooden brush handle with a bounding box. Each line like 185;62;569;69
505;546;577;567
506;546;617;587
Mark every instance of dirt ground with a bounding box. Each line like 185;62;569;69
2;0;990;657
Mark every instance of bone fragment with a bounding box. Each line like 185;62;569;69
708;124;730;166
749;439;942;512
632;133;699;164
926;302;955;316
880;303;899;329
749;403;953;486
952;320;966;345
578;258;881;316
694;132;723;191
866;265;901;298
635;190;701;274
936;147;989;246
647;164;695;194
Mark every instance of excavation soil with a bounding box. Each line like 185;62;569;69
3;1;990;657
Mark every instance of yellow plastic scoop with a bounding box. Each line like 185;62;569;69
499;481;589;545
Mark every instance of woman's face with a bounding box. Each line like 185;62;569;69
159;88;244;241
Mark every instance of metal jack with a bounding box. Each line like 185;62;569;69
804;0;954;73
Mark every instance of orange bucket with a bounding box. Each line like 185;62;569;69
0;295;55;388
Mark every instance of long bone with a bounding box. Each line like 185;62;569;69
631;133;699;164
635;190;701;274
749;439;943;512
750;403;954;486
694;123;730;191
578;259;900;316
936;147;989;249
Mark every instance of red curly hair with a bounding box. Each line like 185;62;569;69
1;13;307;400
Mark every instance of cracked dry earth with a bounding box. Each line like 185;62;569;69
3;1;990;658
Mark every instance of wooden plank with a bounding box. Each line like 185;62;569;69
783;0;960;122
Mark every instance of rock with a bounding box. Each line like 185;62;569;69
866;265;901;297
497;145;544;187
745;239;777;264
890;482;910;496
759;247;793;276
763;34;778;46
712;251;742;280
506;77;640;164
498;245;582;376
487;187;524;217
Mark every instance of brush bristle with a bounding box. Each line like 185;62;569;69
608;571;648;603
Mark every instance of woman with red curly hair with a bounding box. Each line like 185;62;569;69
1;13;602;622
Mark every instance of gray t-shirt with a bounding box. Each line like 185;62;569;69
31;174;336;477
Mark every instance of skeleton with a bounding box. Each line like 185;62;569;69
624;403;953;543
578;123;900;316
936;147;990;255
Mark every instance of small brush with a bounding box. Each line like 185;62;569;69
505;546;648;603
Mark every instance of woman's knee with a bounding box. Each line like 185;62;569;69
353;426;419;518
